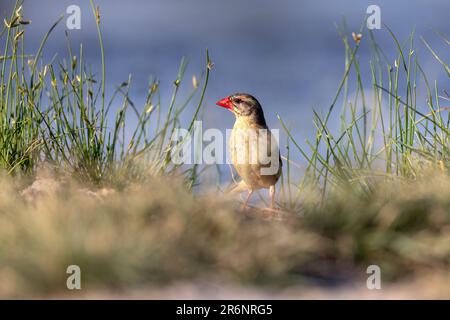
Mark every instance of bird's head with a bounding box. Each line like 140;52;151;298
216;93;266;125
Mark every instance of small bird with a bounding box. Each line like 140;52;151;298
216;93;282;210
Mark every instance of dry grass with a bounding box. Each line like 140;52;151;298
1;169;449;298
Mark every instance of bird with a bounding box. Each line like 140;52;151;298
216;93;282;210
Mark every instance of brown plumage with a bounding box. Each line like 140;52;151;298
216;93;282;209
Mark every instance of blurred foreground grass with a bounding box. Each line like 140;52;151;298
0;169;449;298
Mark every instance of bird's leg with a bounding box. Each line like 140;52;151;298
241;189;254;211
269;185;276;209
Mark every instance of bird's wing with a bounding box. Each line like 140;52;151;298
257;127;282;176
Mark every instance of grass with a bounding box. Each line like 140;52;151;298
277;21;450;211
1;169;450;298
0;2;450;298
0;1;210;186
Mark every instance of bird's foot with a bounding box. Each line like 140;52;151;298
262;207;278;213
240;204;249;211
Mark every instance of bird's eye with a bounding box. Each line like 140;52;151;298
234;98;242;104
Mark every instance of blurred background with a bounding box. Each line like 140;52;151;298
2;0;448;130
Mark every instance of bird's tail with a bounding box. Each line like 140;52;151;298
225;180;249;194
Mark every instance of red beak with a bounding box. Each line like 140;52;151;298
216;96;233;110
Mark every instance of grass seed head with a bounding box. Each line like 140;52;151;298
192;75;199;89
72;56;77;71
14;30;24;42
352;32;362;44
95;6;101;25
150;82;158;93
146;104;154;114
